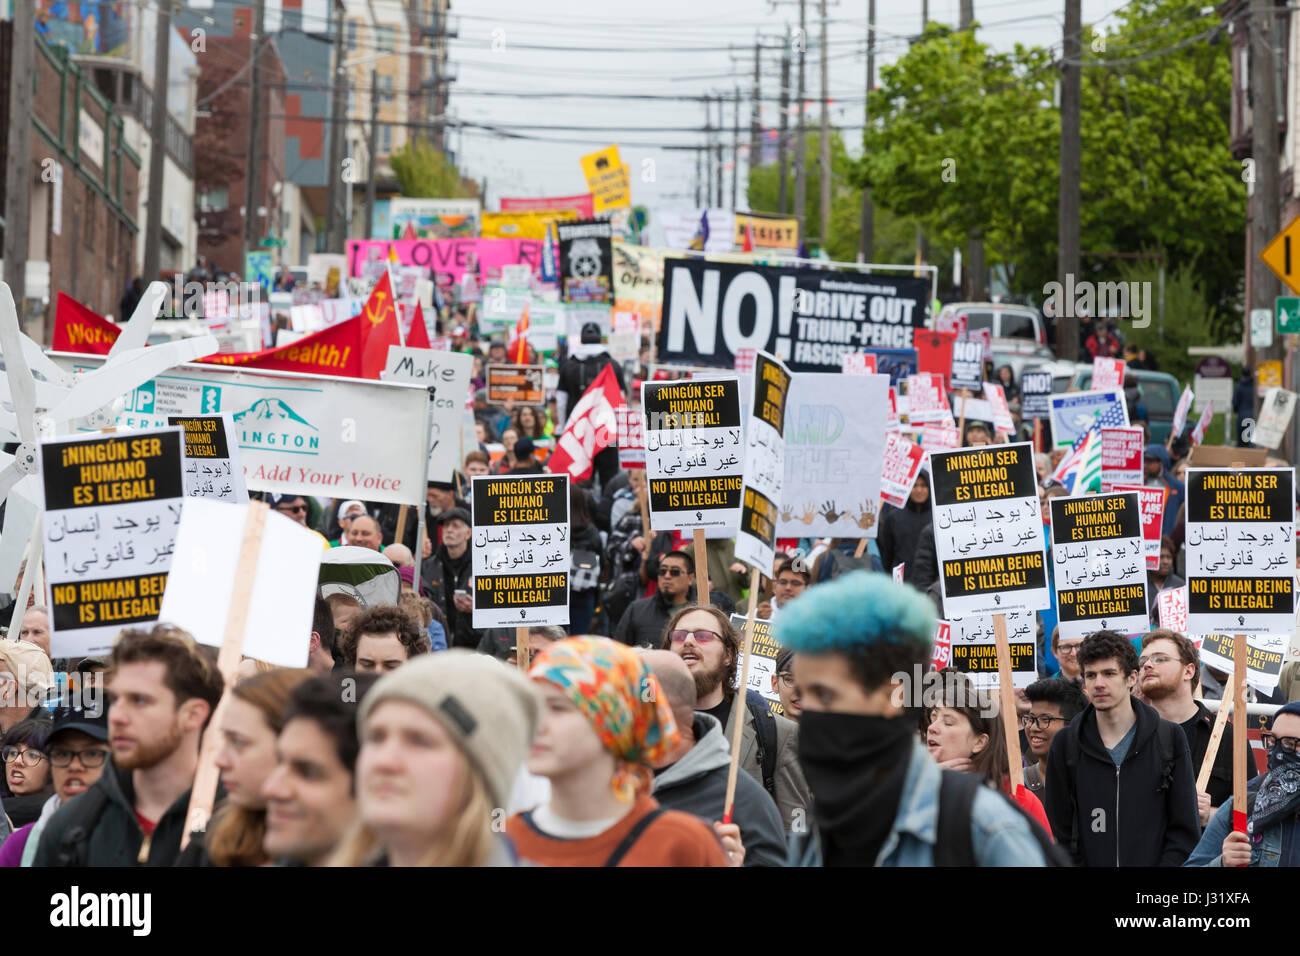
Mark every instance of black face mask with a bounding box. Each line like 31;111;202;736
798;710;916;867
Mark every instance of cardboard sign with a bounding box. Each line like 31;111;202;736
1254;387;1297;450
945;611;1038;690
1110;483;1168;569
1157;586;1187;634
383;346;476;483
1172;386;1194;437
556;218;614;303
486;364;545;405
1049;492;1150;640
928;443;1050;617
40;428;186;658
915;330;956;389
893;563;905;584
167;413;248;504
930;620;954;670
615;405;646;470
1020;371;1054;420
1199;633;1287;696
880;431;926;509
1186;468;1296;635
906;372;950;424
1091;357;1126;391
730;613;784;716
1100;426;1144;492
159;500;324;667
919;424;961;451
842;352;877;375
950;339;984;392
778;372;889;538
470;474;570;628
983;383;1015;434
642;377;744;532
1049;388;1129;448
736;352;793;573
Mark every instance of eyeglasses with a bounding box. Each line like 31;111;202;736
775;578;806;589
47;746;111;768
275;504;308;514
776;671;797;688
668;629;721;645
1018;713;1068;731
1138;653;1178;670
1;746;45;766
1056;643;1083;656
1261;733;1300;753
658;566;688;578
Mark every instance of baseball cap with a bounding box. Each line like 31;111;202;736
48;695;109;742
337;499;366;521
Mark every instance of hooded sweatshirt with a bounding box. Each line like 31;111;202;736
1144;443;1185;535
651;714;786;867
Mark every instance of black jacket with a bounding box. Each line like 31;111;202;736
1180;700;1246;810
33;764;196;867
876;499;933;582
423;544;476;649
911;524;940;593
614;589;687;648
1044;697;1200;867
558;351;625;415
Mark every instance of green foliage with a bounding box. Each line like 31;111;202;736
389;139;475;199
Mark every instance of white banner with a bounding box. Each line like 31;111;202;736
383;346;475;483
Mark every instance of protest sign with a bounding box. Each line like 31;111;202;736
1172;385;1194;437
950;339;984;392
919;424;961;451
945;611;1038;690
656;257;928;373
928;443;1050;617
880;431;926;509
471;474;570;628
930;620;954;670
40;428;185;658
842;352;877;375
936;313;966;338
1100;426;1144;492
642;377;744;532
167;413;248;503
556;218;614;303
1091;357;1125;391
1191;402;1214;445
1158;586;1187;634
159;499;323;667
915;330;956;389
732;214;799;250
612;241;666;325
777;372;889;538
1049;492;1150;640
983;383;1015;434
1020;371;1054;420
615;405;646;470
345;238;542;289
656;209;736;252
730;614;785;716
893;563;905;584
487;364;545;405
1253;387;1298;450
1110;483;1168;569
1186;468;1296;635
383;346;475;483
579;145;630;212
736;352;793;573
905;372;950;424
1199;633;1287;696
866;348;918;386
388;198;481;239
52;354;431;508
501;193;595;218
1049;388;1129;448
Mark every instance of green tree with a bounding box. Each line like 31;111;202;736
389;139;476;199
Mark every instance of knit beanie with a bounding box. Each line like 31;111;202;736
357;650;540;809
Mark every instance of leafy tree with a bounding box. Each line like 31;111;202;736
389;139;476;199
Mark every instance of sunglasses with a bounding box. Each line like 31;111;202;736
275;504;308;514
658;566;689;578
668;629;721;644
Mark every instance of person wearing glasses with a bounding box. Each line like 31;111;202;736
1186;701;1300;867
1048;626;1084;682
1020;678;1087;797
268;494;330;549
0;701;108;867
1139;630;1245;826
0;718;52;831
772;647;802;721
613;550;695;649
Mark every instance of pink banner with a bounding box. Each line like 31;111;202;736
1112;483;1168;569
500;193;595;217
1100;426;1145;492
345;238;544;289
880;431;926;508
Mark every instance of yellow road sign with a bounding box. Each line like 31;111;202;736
1260;217;1300;294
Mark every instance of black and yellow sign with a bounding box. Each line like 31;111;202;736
42;432;184;510
167;415;231;459
1049;492;1149;638
950;640;1036;676
752;353;791;436
730;614;786;716
470;474;570;628
929;445;1038;505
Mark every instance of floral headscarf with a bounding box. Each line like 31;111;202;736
530;637;679;801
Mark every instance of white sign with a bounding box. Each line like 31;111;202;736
906;372;949;424
1254;387;1297;450
945;611;1038;690
470;474;570;628
1049;388;1129;448
880;431;926;509
1157;586;1187;634
983;383;1015;434
1091;357;1126;391
383;345;475;482
1193;375;1232;414
1250;308;1274;348
1048;492;1149;640
166;412;249;504
735;352;792;574
1199;633;1287;696
1172;385;1195;437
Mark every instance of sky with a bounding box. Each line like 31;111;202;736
447;0;1133;212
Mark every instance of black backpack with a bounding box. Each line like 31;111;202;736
934;770;1072;866
744;690;779;801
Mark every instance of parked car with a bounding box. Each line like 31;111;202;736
935;301;1048;349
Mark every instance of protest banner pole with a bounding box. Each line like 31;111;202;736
992;612;1024;792
1033;418;1041;453
413;504;425;585
694;527;710;604
636;469;650;541
1196;687;1234;793
723;567;762;823
180;501;269;851
395;505;408;547
957;388;969;440
10;522;43;632
516;625;530;670
1232;631;1248;836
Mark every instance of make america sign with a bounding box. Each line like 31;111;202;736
656;257;929;373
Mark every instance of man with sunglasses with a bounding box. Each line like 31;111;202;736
0;698;110;867
614;550;696;648
268;494;330;549
1020;678;1086;797
1187;702;1300;867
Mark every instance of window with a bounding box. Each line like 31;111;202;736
380;123;392;153
200;187;228;212
346;20;358;50
962;310;995;332
1143;381;1176;418
376;25;395;53
997;310;1038;341
381;75;394;103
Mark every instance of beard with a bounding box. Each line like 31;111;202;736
113;717;184;771
692;655;732;701
1140;671;1180;701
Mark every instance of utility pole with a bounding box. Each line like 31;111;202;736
4;0;33;318
142;0;171;282
1056;0;1081;360
960;0;973;28
751;39;762;175
914;3;927;271
778;50;790;215
960;1;984;297
715;94;724;209
818;0;830;250
732;85;741;210
859;0;875;263
695;145;703;208
1249;0;1282;410
367;68;379;238
325;0;347;250
242;0;267;270
794;0;807;243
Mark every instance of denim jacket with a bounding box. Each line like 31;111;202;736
1183;780;1298;868
787;738;1048;866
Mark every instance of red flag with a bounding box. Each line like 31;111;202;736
742;218;754;253
407;301;432;350
54;292;118;354
360;271;401;379
508;304;530;364
548;363;624;481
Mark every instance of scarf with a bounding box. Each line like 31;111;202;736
1250;746;1300;834
798;711;916;866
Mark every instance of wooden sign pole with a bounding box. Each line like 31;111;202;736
693;527;710;605
1196;687;1234;793
723;567;762;823
957;388;969;441
1231;631;1249;837
1033;418;1042;453
636;469;650;541
992;612;1024;793
516;625;530;670
394;504;409;548
180;502;269;851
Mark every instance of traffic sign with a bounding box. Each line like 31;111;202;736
1251;308;1274;347
1260;218;1300;293
1278;296;1300;334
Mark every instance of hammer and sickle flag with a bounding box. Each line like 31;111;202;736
360;270;402;379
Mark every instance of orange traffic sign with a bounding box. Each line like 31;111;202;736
1260;217;1300;293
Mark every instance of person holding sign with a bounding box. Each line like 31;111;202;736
1043;631;1200;867
778;572;1049;866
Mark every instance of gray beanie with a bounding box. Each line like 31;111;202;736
357;650;541;809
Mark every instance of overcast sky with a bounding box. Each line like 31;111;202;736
447;0;1131;212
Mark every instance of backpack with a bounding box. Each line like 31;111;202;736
578;354;608;395
744;689;779;801
1056;718;1179;860
934;770;1072;867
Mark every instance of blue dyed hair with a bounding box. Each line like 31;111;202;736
774;570;935;655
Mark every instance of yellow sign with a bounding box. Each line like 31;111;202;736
580;145;631;212
733;214;799;250
1259;359;1283;390
1260;217;1300;294
480;210;579;240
